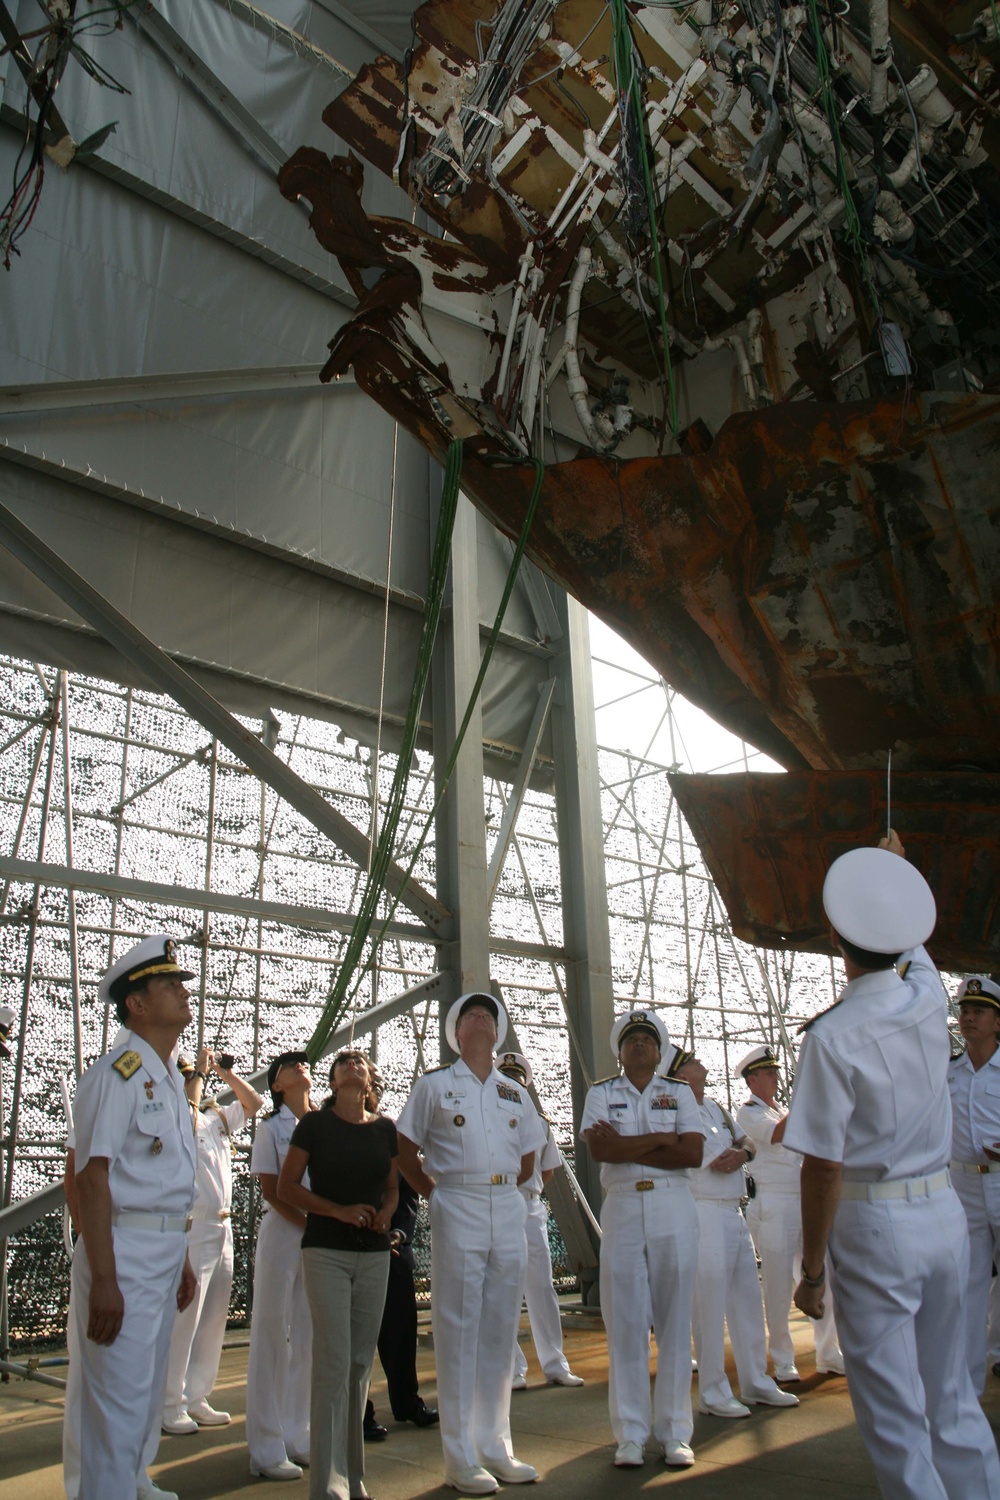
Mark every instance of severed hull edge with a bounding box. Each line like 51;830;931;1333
667;770;1000;974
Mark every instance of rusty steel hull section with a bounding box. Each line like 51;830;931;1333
668;770;1000;972
454;393;1000;777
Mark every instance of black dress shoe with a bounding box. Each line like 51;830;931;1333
992;1362;1000;1378
396;1403;439;1428
363;1418;388;1442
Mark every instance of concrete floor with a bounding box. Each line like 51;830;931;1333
4;1310;1000;1499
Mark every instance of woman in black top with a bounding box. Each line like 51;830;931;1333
278;1050;398;1500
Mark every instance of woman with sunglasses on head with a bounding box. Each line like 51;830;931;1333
278;1050;398;1500
246;1050;315;1482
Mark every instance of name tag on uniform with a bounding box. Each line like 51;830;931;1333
651;1095;677;1110
445;1090;466;1100
609;1101;627;1112
142;1100;166;1115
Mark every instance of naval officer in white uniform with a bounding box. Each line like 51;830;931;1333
159;1049;264;1434
736;1045;843;1380
580;1009;704;1471
787;830;1000;1500
65;935;197;1500
245;1049;314;1482
670;1049;798;1419
397;993;544;1496
496;1052;584;1390
948;975;1000;1392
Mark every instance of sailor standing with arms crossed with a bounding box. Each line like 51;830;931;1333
787;830;1000;1499
65;936;197;1500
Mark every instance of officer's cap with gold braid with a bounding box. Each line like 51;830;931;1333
660;1045;695;1079
610;1008;669;1055
736;1044;780;1078
498;1051;532;1088
98;935;195;1005
445;992;508;1053
957;976;1000;1012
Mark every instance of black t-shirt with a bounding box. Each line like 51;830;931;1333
291;1108;398;1252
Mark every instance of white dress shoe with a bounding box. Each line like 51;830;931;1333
698;1396;752;1418
663;1440;695;1468
161;1411;198;1435
772;1363;799;1381
188;1398;231;1426
138;1486;179;1500
548;1370;584;1386
250;1460;304;1480
444;1466;499;1494
287;1452;311;1467
614;1441;645;1467
817;1356;846;1375
742;1386;800;1407
511;1373;528;1390
484;1459;538;1484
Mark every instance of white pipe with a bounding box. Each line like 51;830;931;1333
869;0;891;121
746;308;772;403
563;249;614;450
702;331;758;409
495;242;536;398
887;126;935;188
874;190;915;243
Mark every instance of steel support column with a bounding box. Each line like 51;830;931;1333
433;494;491;1027
550;594;614;1297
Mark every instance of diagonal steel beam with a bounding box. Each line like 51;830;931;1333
0;498;451;936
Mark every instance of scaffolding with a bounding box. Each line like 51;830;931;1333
0;649;840;1354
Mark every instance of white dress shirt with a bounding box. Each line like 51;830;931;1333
949;1048;1000;1164
396;1057;544;1178
579;1073;704;1189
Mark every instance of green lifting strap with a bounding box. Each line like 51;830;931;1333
308;448;546;1064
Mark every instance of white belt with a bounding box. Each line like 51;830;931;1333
951;1159;1000;1176
692;1195;742;1207
839;1169;951;1202
750;1181;800;1194
113;1210;192;1233
435;1172;518;1187
606;1177;687;1194
191;1207;232;1223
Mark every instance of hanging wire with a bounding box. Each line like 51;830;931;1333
310;455;548;1055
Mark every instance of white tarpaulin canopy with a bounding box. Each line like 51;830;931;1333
0;0;558;769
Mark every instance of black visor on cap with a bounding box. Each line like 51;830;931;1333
458;994;499;1022
619;1020;660;1046
267;1050;309;1092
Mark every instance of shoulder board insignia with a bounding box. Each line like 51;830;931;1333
798;1001;839;1034
112;1050;142;1080
949;1048;967;1063
898;960;910;979
424;1063;453;1075
592;1073;619;1087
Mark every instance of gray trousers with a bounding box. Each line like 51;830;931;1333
301;1247;389;1500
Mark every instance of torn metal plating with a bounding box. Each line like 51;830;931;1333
279;0;1000;963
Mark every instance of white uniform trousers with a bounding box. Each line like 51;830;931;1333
161;1219;233;1420
600;1180;698;1447
429;1185;527;1476
246;1211;312;1470
513;1199;572;1382
989;1276;1000;1370
952;1171;1000;1392
65;1227;187;1500
830;1188;1000;1500
691;1200;773;1404
746;1187;840;1368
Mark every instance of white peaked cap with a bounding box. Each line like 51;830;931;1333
823;847;936;954
445;991;508;1053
